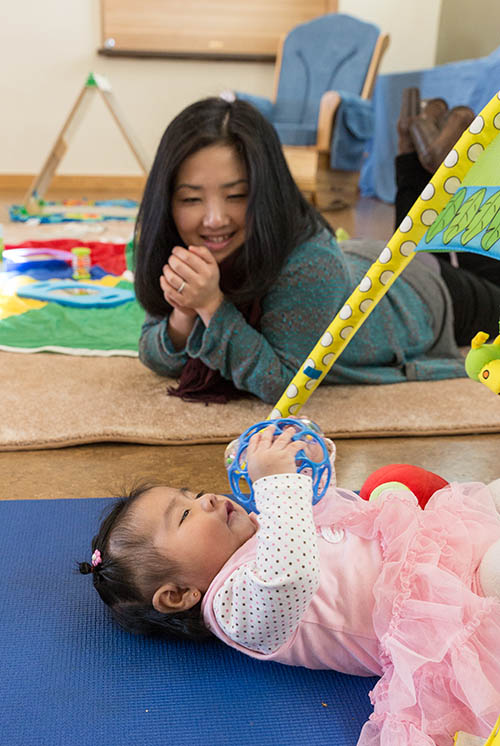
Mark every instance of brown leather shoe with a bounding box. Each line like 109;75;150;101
410;103;475;173
421;97;448;126
397;87;421;154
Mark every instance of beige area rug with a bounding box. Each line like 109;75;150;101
2;351;500;451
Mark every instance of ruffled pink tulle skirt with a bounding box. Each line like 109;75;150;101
334;482;500;746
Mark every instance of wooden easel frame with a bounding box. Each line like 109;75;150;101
24;73;151;213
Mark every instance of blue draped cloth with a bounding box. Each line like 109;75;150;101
360;46;500;203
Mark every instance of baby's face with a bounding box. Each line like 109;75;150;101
132;486;258;592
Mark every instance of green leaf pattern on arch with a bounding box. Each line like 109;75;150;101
461;191;500;247
481;206;500;251
425;189;466;243
424;186;500;253
442;189;486;244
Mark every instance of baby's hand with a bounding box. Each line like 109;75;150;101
247;425;302;483
301;436;324;463
285;417;329;463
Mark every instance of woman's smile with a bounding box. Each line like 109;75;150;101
200;232;237;252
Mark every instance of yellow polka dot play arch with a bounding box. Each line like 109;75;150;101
270;91;500;418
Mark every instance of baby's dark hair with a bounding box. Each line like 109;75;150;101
78;483;212;641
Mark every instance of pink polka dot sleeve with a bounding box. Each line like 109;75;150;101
213;473;320;654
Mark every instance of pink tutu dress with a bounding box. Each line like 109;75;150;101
204;479;500;745
339;482;500;745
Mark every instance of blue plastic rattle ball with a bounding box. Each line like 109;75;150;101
225;417;331;505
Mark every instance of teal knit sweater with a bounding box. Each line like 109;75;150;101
138;229;465;403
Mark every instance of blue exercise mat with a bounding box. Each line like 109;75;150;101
0;498;378;746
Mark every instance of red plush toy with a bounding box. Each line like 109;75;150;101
359;464;449;509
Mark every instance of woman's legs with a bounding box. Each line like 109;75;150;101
394;152;430;230
437;258;500;345
453;253;500;286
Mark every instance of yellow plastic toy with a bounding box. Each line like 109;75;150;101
454;713;500;745
71;247;91;280
465;330;500;394
486;716;500;745
269;90;500;419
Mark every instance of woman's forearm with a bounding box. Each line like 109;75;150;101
167;308;198;351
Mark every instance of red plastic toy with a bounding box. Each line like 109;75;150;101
359;464;449;509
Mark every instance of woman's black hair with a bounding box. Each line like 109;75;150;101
78;484;212;641
134;96;333;316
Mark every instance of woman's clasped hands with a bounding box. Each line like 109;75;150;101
160;244;224;325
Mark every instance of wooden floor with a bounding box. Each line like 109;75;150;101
1;187;498;500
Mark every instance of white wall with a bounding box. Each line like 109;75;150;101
0;0;495;176
436;0;500;64
338;0;442;73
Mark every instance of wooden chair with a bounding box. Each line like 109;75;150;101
237;14;389;209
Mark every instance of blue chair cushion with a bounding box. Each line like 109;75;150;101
273;14;379;129
237;14;381;171
274;122;318;146
235;91;275;121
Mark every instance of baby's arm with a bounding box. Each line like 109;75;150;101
213;428;320;654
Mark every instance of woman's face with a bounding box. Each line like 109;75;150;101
171;144;249;264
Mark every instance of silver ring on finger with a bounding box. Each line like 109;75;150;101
177;280;186;294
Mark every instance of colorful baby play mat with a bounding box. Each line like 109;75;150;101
0;239;143;355
9;198;139;224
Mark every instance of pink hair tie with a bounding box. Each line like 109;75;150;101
91;549;102;568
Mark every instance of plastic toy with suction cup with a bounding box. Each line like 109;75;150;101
226;417;331;506
465;329;500;395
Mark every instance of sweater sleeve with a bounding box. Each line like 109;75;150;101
138;311;188;378
137;229;351;403
212;473;320;654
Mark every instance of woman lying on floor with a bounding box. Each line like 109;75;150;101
133;95;500;403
